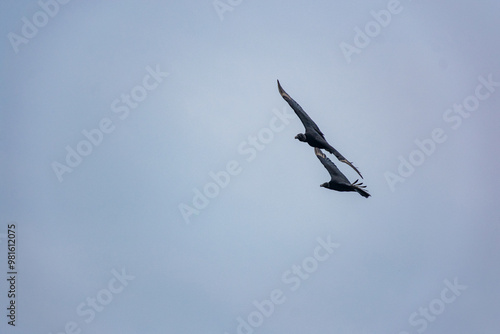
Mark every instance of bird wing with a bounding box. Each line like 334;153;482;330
324;143;364;179
277;80;324;136
314;148;351;184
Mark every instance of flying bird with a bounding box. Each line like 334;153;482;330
277;80;363;179
315;147;370;198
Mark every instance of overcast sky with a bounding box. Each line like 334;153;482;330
1;1;499;333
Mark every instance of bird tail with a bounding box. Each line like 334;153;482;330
351;179;371;198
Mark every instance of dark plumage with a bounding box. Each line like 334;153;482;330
277;80;363;179
315;148;370;198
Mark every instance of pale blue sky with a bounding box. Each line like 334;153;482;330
1;1;499;333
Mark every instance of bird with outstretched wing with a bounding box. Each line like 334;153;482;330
314;147;370;198
277;80;363;179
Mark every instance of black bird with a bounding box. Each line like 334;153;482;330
315;147;370;198
277;80;363;179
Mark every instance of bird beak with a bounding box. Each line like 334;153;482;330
294;135;299;139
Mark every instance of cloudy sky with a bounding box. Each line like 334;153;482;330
1;1;499;333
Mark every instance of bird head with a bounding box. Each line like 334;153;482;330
320;182;329;188
295;133;307;142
